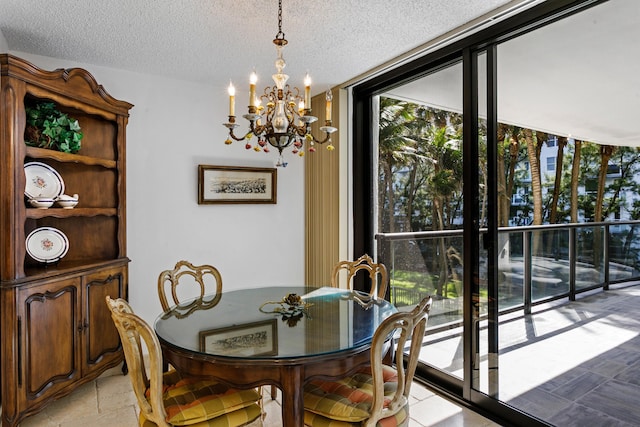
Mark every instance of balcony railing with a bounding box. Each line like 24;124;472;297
376;220;640;329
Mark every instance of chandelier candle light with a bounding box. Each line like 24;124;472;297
223;0;337;167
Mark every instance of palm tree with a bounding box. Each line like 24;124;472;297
594;145;616;223
523;128;548;258
524;128;544;225
592;144;616;269
419;124;463;296
378;99;464;297
549;136;567;224
378;98;417;233
497;123;510;227
570;140;582;223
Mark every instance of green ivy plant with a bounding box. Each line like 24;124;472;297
24;102;83;153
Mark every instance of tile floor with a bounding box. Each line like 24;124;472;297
499;284;640;426
13;363;501;426
421;283;640;427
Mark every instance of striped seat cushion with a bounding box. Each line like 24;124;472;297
140;404;262;427
303;408;408;427
303;364;408;426
143;371;262;426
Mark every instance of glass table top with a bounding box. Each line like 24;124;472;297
154;286;397;359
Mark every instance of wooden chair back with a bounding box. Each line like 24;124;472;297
157;261;278;400
367;295;432;425
330;254;388;299
105;296;170;426
157;260;222;314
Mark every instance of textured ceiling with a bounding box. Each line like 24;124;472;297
384;0;640;147
0;0;522;94
3;1;636;148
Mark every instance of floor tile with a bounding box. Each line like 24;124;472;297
576;380;640;425
409;393;500;427
546;403;635;427
552;371;609;401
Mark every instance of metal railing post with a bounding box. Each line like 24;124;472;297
523;230;532;314
569;227;576;301
604;224;610;291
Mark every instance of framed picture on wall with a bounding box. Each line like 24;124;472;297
198;165;277;204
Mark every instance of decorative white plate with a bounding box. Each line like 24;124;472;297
26;227;69;263
24;162;65;199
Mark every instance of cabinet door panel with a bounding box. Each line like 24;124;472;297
83;266;126;372
19;278;81;401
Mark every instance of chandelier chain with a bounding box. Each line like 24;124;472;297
275;0;286;42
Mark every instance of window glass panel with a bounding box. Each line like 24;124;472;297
494;1;640;424
546;156;555;171
377;61;464;379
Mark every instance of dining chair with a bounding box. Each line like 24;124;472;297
157;260;278;400
157;260;223;315
330;254;389;299
105;296;263;427
303;295;432;427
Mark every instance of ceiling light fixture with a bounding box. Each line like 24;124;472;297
223;0;337;167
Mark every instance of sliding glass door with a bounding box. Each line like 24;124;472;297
353;0;640;424
485;2;640;425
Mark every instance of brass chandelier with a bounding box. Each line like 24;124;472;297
223;0;337;167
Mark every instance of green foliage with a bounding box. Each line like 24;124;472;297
553;143;640;222
378;98;465;296
24;102;83;153
390;269;461;303
392;269;431;287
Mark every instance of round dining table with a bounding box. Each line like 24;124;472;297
154;285;396;427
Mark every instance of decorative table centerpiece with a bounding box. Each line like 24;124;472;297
259;293;313;326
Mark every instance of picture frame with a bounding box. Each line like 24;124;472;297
198;165;277;204
199;319;278;357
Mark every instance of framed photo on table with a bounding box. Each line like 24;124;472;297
198;165;277;204
199;319;278;357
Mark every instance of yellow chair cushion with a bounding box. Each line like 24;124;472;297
144;372;262;426
140;403;262;427
303;364;408;426
303;409;408;427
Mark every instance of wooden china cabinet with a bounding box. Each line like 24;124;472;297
0;54;132;426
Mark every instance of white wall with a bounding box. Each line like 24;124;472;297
0;29;8;52
11;52;306;325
